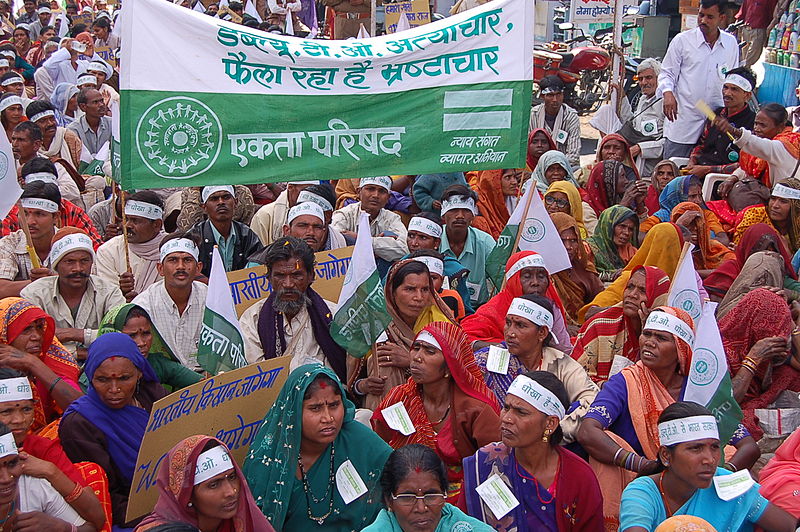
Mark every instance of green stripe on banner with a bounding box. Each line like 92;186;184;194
119;80;530;190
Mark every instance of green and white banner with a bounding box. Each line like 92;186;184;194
118;0;533;189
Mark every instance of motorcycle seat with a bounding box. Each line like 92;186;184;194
559;52;574;68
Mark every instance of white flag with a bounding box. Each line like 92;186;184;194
0;124;21;220
667;242;703;321
57;11;70;37
686;301;725;406
244;0;262;22
510;181;571;274
193;0;206;12
284;8;294;35
395;12;411;32
356;23;370;38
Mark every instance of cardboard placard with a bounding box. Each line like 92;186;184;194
227;246;353;317
94;45;117;68
384;0;430;33
74;12;94;25
125;356;291;522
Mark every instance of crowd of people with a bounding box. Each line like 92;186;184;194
0;0;799;530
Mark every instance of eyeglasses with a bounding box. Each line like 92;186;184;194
390;493;447;507
545;195;569;209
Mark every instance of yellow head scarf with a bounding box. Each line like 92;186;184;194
545;180;587;239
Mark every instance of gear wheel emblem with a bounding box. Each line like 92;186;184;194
135;96;222;179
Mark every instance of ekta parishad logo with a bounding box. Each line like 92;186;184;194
521;217;546;243
135;97;222;179
0;150;10;180
690;347;719;386
674;288;702;320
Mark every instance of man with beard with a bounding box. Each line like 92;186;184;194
20;227;124;359
188;185;263;277
240;237;348;384
133;232;207;369
95;190;167;301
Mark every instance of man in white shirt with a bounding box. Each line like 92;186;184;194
529;75;581;168
133;232;207;369
249;180;318;246
658;0;740;159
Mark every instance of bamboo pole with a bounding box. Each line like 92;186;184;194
120;191;131;273
16;201;40;269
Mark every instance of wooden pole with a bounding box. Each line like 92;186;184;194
500;180;537;290
16;201;40;269
120;192;131;273
370;0;376;36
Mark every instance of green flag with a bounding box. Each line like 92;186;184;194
330;213;392;357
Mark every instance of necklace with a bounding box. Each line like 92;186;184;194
659;471;674;517
431;404;451;426
514;453;559;504
298;442;335;525
0;499;16;532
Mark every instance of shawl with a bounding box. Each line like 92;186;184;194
572;265;670;383
136;435;274;532
243;365;391;531
732;204;774;244
471;169;511;239
670;201;734;269
584;160;635;216
98;303;180;364
128;229;167;294
587;205;639;273
579;223;683;322
532;149;579;195
255;286;347;384
758;427;800;518
705;223;796;298
739;127;800;187
363;505;494;532
40;126;82;170
733;178;800;253
646;160;680;215
461;251;567;344
50;83;78;128
62;332;160;484
652;175;695;223
545;180;587;238
621;306;694;459
0;297;79;431
550;213;600;323
594;133;639;171
526;128;557;171
719;288;793;404
371;321;500;451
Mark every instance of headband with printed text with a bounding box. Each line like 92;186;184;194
415;330;441;350
159;238;199;263
0;377;32;403
507;375;566;419
24;171;58;185
643;310;695;346
21;197;58;213
29;109;55;122
287;201;325;224
124;200;163;220
359;175;392;191
723;73;753;93
201;185;234;203
772;183;800;201
194;446;234;485
440;196;477;216
507;297;554;331
0;432;18;458
50;233;95;267
1;75;23;87
76;74;97;86
412;256;444;276
0;95;22;113
658;415;719;446
408;216;443;239
505;253;547;281
296;190;333;212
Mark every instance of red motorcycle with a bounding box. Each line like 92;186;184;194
533;23;613;115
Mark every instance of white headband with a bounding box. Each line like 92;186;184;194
724;74;753;93
507;375;565;419
20;197;58;213
291;180;320;185
76;74;97;86
124;200;163;220
159;238;199;263
0;59;9;68
29;110;55;122
408;216;442;239
658;415;719;446
194;446;234;485
0;95;23;113
440;196;477;216
0;432;17;459
296;190;333;212
359;175;392;191
287;201;325;224
415;330;441;350
1;75;23;87
87;61;111;77
24;171;57;185
643;310;695;347
412;256;444;276
0;377;32;402
201;185;234;203
505;253;547;281
37;7;51;13
507;296;554;330
49;233;94;267
0;51;15;59
772;183;800;201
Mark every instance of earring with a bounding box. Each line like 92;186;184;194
187;502;193;508
542;430;551;443
444;372;450;379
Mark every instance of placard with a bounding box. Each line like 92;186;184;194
125;356;291;521
227;246;353;317
94;45;117;68
384;0;431;33
569;0;637;23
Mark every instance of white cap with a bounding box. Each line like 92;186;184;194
76;74;97;86
359;176;392;191
287;201;325;224
201;185;234;203
159;238;199;263
408;217;442;239
49;232;95;267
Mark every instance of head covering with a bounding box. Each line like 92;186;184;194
704;223;796;298
97;304;180;364
359;176;392;191
63;332;159;483
136;436;274;532
550;213;598;324
0;298;77;431
579;223;683;322
545;180;586;238
532;150;579;195
594;133;638;171
372;321;500;449
471;169;514;239
772;178;800;253
461;251;567;344
584;160;635;216
49;83;78;127
49;227;94;267
201;185;234;204
526;128;556;171
573;265;670;383
244;365;389;530
670;201;733;269
653;175;697;222
646;160;680;214
587;205;639;273
654;516;717;532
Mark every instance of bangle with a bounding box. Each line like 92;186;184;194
64;483;83;503
724;461;738;472
792;327;800;337
613;447;624;466
743;356;760;367
48;376;63;394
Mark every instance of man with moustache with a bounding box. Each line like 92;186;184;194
240;237;348;384
188;185;263;277
279;201;346;253
20;227;124;359
133;232;207;369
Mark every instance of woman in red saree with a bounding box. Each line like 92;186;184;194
670;201;734;271
0;297;81;432
371;321;501;503
471;168;521;239
527;128;557;171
